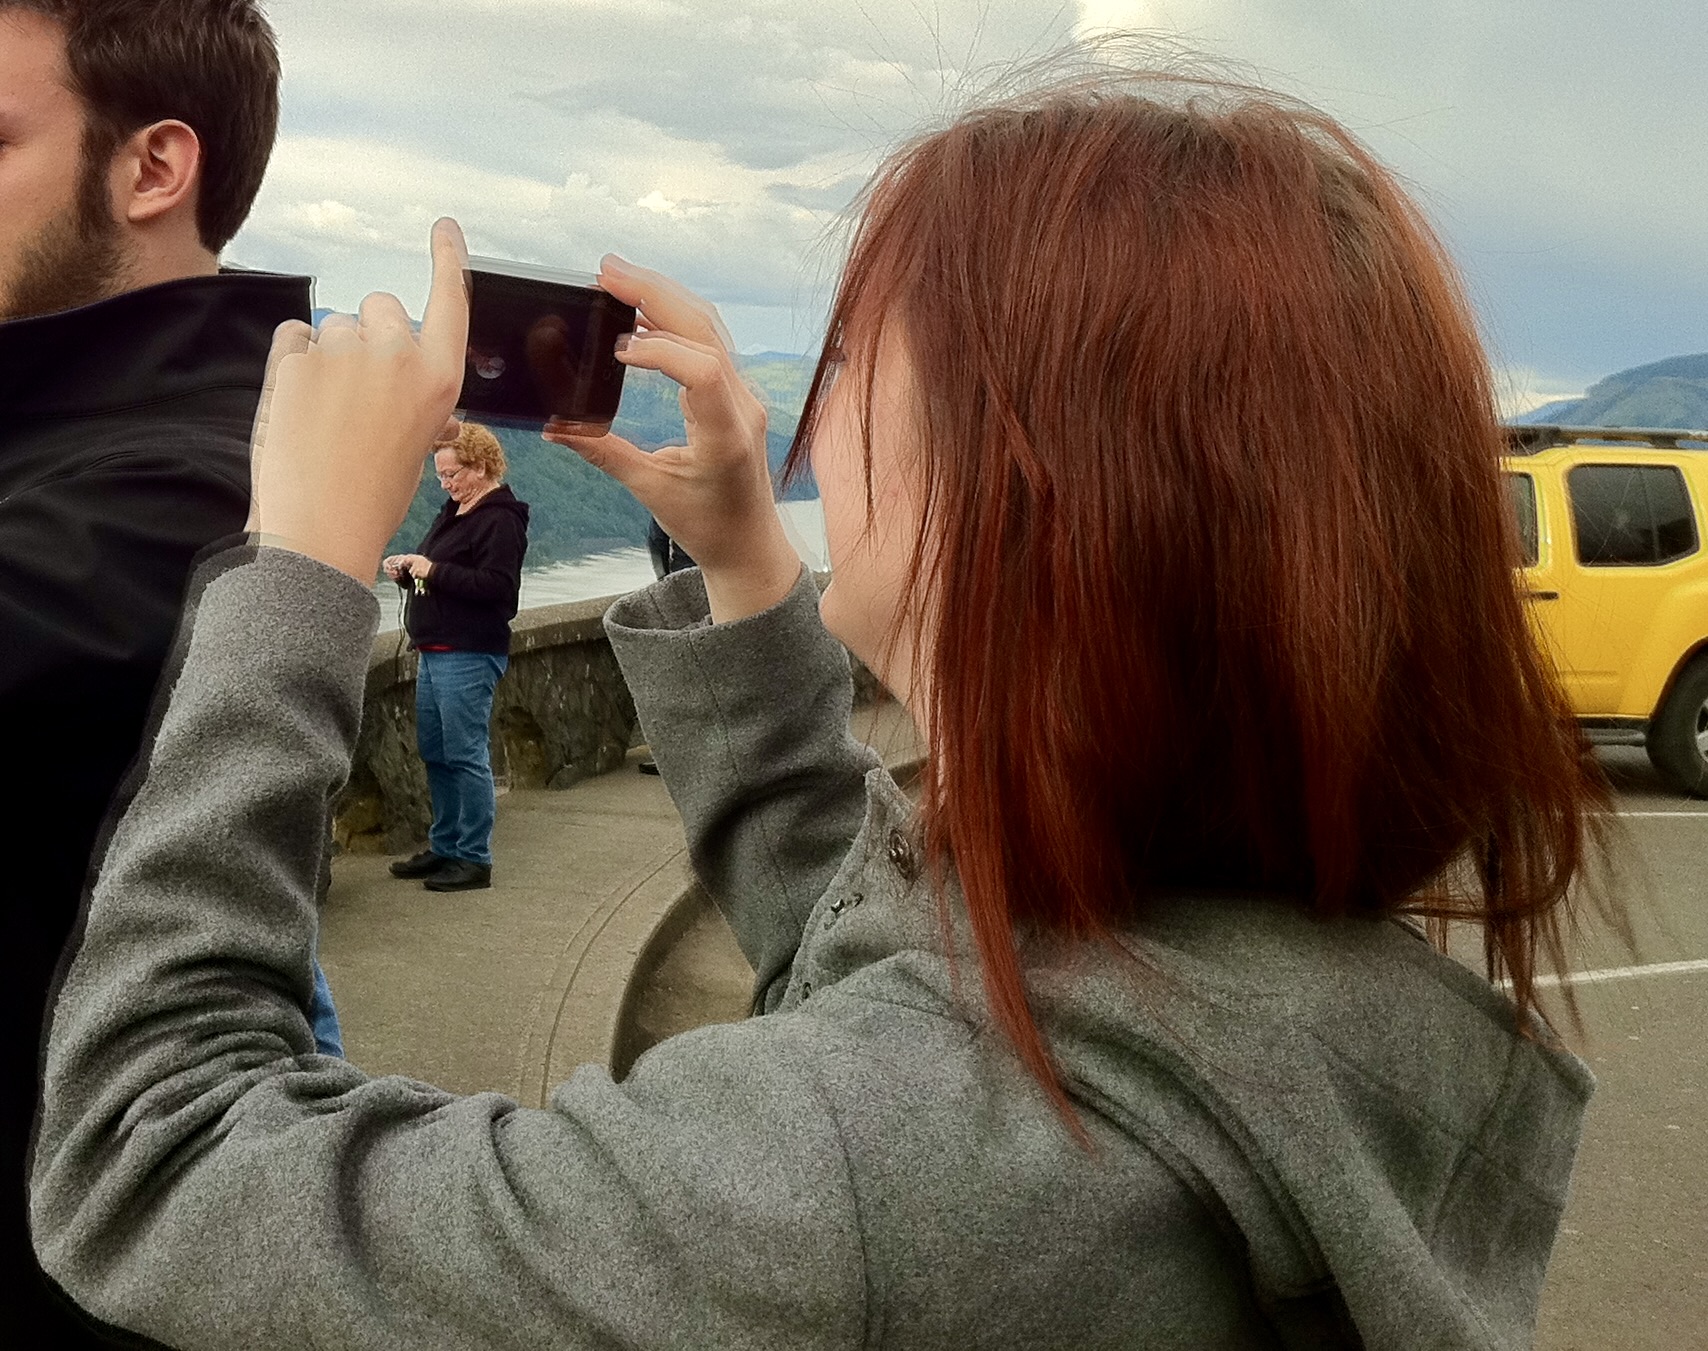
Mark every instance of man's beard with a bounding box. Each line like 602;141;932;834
0;146;127;323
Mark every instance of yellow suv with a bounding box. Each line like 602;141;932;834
1503;425;1708;795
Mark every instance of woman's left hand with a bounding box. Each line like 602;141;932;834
543;258;800;624
248;219;470;581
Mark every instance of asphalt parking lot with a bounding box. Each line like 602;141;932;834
1532;747;1708;1350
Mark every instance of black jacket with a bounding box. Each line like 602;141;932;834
0;270;311;1345
401;485;530;653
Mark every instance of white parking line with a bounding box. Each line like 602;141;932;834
1532;958;1708;989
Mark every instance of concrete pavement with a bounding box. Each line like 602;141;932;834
318;698;921;1104
320;753;690;1102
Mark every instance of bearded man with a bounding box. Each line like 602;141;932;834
0;3;317;1342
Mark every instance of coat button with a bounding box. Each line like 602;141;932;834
887;829;918;884
800;981;813;1001
826;891;864;924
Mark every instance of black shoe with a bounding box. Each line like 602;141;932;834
390;850;452;879
423;860;492;892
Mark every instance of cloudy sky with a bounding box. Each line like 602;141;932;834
231;0;1707;412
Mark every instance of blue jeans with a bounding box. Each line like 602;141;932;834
309;959;343;1057
416;650;508;867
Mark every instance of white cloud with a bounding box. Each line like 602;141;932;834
1494;367;1586;420
233;122;851;343
1071;0;1708;386
1077;1;1175;33
226;0;1706;378
280;199;386;246
235;0;1084;344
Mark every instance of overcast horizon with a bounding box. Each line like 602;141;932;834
230;1;1707;415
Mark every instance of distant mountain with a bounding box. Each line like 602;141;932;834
1510;353;1708;429
591;355;820;500
383;351;821;568
384;423;652;570
1513;397;1584;426
741;352;822;437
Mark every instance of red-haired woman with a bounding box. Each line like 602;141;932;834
33;73;1615;1350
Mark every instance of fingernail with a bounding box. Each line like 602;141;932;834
601;253;633;275
614;333;634;355
436;217;469;265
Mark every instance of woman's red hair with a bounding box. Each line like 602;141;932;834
789;65;1614;1117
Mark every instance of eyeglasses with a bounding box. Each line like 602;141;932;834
436;464;470;485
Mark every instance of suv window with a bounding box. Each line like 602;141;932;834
1506;472;1539;566
1567;464;1698;566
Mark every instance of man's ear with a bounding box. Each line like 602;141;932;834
116;119;203;227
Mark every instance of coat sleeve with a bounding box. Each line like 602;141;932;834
424;507;527;604
604;569;881;1012
29;546;866;1351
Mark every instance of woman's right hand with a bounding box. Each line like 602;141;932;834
248;220;469;583
543;257;802;624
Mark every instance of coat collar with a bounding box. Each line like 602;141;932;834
0;269;312;421
432;482;525;526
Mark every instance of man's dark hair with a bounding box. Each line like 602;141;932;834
2;0;280;251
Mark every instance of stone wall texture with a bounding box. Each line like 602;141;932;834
335;576;880;854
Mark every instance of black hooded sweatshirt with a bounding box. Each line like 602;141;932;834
401;485;530;653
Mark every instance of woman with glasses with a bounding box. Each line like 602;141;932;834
382;420;530;891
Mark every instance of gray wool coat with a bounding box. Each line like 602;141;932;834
30;547;1591;1350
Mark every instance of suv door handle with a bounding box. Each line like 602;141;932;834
1524;590;1560;601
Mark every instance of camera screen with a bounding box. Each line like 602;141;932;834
457;267;637;430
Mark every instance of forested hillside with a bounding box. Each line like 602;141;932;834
384;353;820;565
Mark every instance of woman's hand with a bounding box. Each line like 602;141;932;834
248;219;470;582
543;257;801;623
388;553;433;580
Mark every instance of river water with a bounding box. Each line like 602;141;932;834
374;498;829;633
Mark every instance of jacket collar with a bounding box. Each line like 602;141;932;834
0;269;313;421
440;482;520;518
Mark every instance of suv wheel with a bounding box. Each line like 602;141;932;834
1646;655;1708;797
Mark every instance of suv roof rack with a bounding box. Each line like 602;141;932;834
1503;424;1708;454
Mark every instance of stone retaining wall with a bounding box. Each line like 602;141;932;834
334;576;882;854
334;596;636;853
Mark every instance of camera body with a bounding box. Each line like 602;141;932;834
457;256;637;431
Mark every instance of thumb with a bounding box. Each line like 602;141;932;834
543;425;654;489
